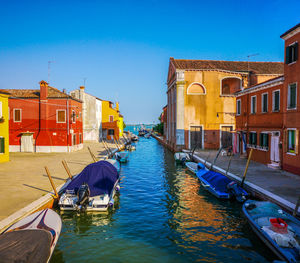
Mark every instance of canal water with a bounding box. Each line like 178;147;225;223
51;137;275;262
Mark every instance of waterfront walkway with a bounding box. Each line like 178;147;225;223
0;141;119;221
153;134;300;215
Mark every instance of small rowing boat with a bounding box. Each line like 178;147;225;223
196;163;248;202
115;151;129;163
185;161;199;174
174;152;190;164
243;200;300;262
0;209;62;263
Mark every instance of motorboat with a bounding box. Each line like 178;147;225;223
174;152;191;164
58;160;120;212
144;133;151;139
0;209;62;263
131;134;139;142
126;144;136;151
185;161;200;174
196;163;248;202
243;200;300;262
115;151;129;163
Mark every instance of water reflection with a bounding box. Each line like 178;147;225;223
51;138;274;263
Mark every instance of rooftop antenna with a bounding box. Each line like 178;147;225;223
247;53;259;72
83;77;87;87
48;61;55;84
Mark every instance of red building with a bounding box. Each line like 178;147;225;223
236;23;300;175
161;105;168;139
0;81;83;152
281;23;300;175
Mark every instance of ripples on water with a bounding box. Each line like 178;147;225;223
51;137;276;263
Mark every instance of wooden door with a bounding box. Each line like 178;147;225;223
190;126;202;150
221;126;233;149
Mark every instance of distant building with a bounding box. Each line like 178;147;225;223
102;100;123;140
161;105;168;139
0;91;10;162
166;57;283;152
70;86;102;142
280;23;300;175
1;81;83;152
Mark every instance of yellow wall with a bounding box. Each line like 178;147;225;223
118;116;124;137
102;101;120;123
0;94;9;163
183;71;237;133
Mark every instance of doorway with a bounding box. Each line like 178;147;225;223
190;126;203;150
21;134;34;152
220;126;233;149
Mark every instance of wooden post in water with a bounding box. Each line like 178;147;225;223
293;196;300;217
104;140;113;157
113;137;120;150
88;146;98;163
241;148;253;187
101;140;110;156
62;160;73;180
44;166;59;198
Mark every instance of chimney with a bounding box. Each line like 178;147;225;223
79;86;85;101
40;80;48;100
116;102;119;111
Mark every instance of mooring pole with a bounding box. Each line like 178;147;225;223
210;147;223;171
44;166;59;198
104;140;113;157
293;196;300;217
241;148;253;187
113;138;120;150
101;140;110;156
62;160;73;180
88;146;98;163
225;154;234;177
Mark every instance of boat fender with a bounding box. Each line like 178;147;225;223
109;199;114;207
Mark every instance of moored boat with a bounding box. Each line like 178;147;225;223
196;163;248;202
185;161;200;174
174;152;190;164
0;209;62;263
58;160;120;212
144;133;151;139
115;151;129;163
243;200;300;262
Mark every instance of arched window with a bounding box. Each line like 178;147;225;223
187;83;206;95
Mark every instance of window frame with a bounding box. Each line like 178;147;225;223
259;132;269;149
108;129;115;135
251;95;257;114
287;83;297;110
287;128;297;154
13;108;22;122
56;110;66;123
109;115;114;122
261;92;268;113
249;131;257;146
272;89;280;112
286;42;298;65
236;99;241;116
0;137;4;154
72;110;76;123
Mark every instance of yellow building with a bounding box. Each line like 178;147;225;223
0;91;10;162
166;58;283;151
102;101;124;140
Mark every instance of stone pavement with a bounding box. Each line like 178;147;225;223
192;149;300;207
0;141;120;221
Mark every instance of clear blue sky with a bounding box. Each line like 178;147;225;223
0;0;299;124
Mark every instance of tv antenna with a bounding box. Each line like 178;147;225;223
247;53;259;72
83;77;87;87
48;61;55;84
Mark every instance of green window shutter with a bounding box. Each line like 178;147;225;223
275;91;280;111
290;85;296;108
286;46;290;64
0;138;4;153
295;43;298;61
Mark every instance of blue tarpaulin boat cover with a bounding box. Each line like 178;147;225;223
201;171;231;193
65;161;119;197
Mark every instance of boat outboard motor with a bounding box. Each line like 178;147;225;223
76;183;90;210
227;181;247;203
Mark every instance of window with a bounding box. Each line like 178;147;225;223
108;129;114;135
236;99;241;115
13;109;21;122
288;83;297;109
71;110;76;123
249;132;257;146
286;129;298;154
72;134;76;146
260;133;269;148
109;115;114;122
57;110;66;123
273;90;280;112
0;137;4;153
0;101;2;118
262;93;268;113
251;96;256;114
79;134;82;144
285;42;298;64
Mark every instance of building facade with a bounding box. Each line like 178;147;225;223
102;100;123;140
0;91;10;162
166;58;283;152
1;81;83;153
281;23;300;175
70;86;102;142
